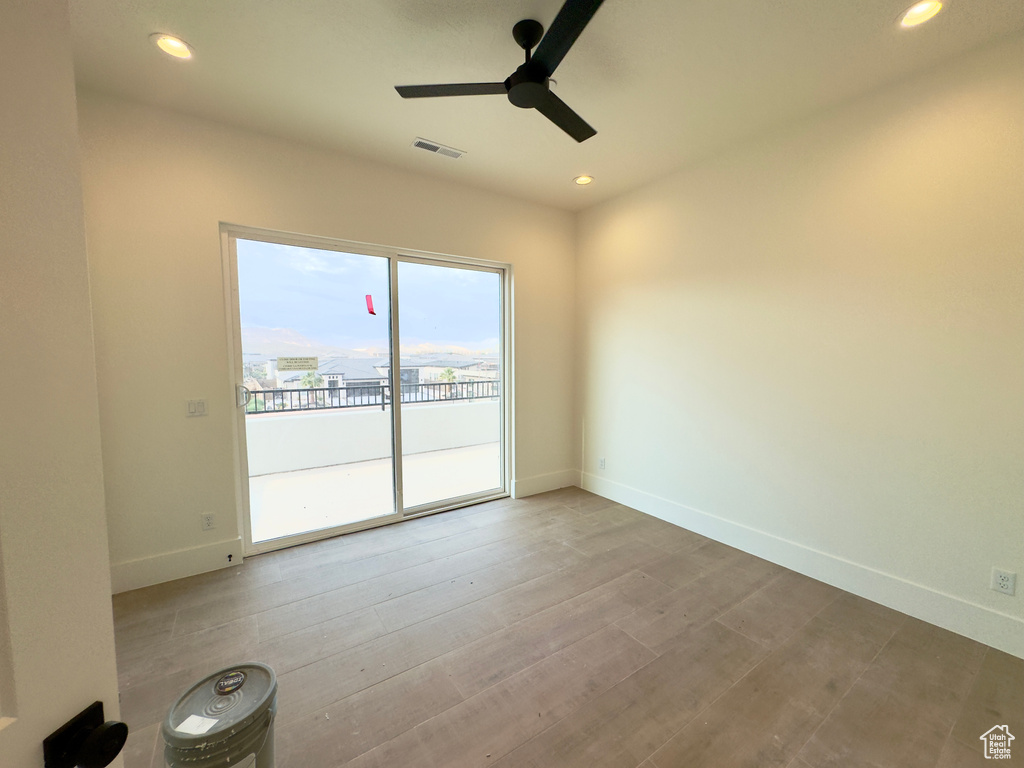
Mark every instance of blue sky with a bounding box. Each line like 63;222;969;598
237;239;500;353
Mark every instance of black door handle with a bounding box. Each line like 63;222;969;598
43;701;128;768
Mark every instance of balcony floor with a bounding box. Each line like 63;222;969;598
249;442;502;543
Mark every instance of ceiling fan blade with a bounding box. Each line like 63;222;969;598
532;0;606;76
395;83;507;98
534;91;596;142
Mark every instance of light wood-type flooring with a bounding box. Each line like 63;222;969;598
114;488;1023;767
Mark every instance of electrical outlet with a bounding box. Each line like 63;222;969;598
599;457;606;470
201;513;216;531
991;568;1016;596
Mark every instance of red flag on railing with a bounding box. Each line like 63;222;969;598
366;294;376;315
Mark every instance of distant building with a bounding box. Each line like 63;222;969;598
317;358;388;405
243;353;501;410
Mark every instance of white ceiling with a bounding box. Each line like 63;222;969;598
69;1;1024;211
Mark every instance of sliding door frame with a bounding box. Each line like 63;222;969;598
220;223;513;556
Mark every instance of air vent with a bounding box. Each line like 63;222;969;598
412;137;465;160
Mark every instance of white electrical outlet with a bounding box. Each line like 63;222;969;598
201;513;216;531
991;568;1016;596
599;457;606;470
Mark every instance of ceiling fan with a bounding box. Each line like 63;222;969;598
395;0;606;143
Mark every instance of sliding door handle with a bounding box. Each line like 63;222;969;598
237;385;251;408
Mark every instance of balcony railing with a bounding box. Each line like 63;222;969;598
246;380;500;414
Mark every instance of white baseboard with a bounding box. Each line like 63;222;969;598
582;472;1024;659
512;469;581;499
111;537;244;594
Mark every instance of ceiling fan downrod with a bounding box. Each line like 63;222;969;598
512;19;544;64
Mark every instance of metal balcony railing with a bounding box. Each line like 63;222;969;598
246;380;500;414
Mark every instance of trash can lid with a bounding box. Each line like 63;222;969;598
162;662;277;749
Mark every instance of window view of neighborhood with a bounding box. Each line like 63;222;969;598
236;239;503;544
241;349;500;413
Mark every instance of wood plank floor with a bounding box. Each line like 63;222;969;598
114;488;1023;768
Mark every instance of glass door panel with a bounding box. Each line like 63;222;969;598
236;238;397;543
396;260;503;510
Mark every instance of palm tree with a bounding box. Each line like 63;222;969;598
300;371;324;388
300;371;326;407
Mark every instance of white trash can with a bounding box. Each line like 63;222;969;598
162;662;277;767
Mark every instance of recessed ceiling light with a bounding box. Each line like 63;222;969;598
899;1;943;28
150;33;193;59
574;175;594;186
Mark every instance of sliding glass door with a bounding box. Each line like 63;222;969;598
397;260;504;511
234;240;398;544
224;228;508;552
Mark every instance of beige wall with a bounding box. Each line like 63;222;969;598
577;36;1024;656
0;0;121;763
76;92;577;591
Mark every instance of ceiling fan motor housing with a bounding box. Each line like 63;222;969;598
505;63;550;109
